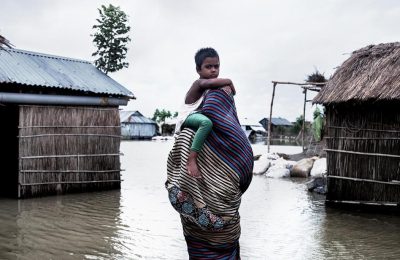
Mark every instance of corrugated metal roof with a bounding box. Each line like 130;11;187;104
0;48;134;98
120;111;156;124
271;117;292;126
249;125;266;132
260;117;293;126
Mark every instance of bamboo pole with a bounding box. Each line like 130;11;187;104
271;81;326;86
325;148;400;158
19;125;121;129
19;180;122;186
20;153;122;159
325;137;400;140
19;105;118;111
19;134;122;138
328;175;400;185
20;169;123;173
268;82;277;153
327;125;400;133
302;89;307;152
326;200;398;207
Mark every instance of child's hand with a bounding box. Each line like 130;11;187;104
221;85;235;96
229;83;236;95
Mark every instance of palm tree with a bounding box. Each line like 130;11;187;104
0;35;13;50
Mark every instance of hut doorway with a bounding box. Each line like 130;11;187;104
0;104;19;197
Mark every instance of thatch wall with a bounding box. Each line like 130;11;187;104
325;101;400;204
18;105;122;198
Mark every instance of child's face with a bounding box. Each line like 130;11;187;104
197;57;220;79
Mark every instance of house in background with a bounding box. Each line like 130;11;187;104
240;118;266;139
120;111;157;139
259;117;293;137
162;117;178;136
0;48;134;198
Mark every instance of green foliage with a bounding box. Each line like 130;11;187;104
312;107;325;141
92;4;131;74
152;109;177;124
291;115;305;134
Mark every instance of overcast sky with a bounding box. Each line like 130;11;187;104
1;0;399;122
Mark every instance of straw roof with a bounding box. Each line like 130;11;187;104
314;42;400;104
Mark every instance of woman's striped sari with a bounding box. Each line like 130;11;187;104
166;89;253;259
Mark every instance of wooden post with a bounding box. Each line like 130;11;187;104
302;88;307;152
268;82;277;153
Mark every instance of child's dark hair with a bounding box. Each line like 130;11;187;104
195;47;219;70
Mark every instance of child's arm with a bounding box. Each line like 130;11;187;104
186;79;235;104
197;78;236;95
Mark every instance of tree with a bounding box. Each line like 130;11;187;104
312;107;325;141
291;115;305;135
152;109;177;124
305;69;327;141
92;4;131;74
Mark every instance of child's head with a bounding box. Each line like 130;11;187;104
195;47;220;79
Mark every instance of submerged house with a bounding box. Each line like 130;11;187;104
240;118;266;139
313;42;400;208
0;48;134;198
259;117;293;137
162;117;178;135
120;111;157;139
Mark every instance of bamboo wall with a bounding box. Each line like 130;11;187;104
18;105;122;198
325;101;400;204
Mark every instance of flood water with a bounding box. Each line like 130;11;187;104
1;141;400;259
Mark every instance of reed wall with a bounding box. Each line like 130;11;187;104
325;101;400;203
18;105;122;198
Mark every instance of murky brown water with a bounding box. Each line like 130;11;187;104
0;141;400;259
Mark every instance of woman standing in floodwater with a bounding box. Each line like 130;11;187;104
166;85;253;259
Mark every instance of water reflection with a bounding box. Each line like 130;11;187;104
240;177;326;259
0;191;123;259
319;208;400;259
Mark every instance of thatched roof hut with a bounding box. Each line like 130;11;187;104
0;48;134;198
313;42;400;209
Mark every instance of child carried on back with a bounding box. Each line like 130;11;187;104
174;47;235;178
